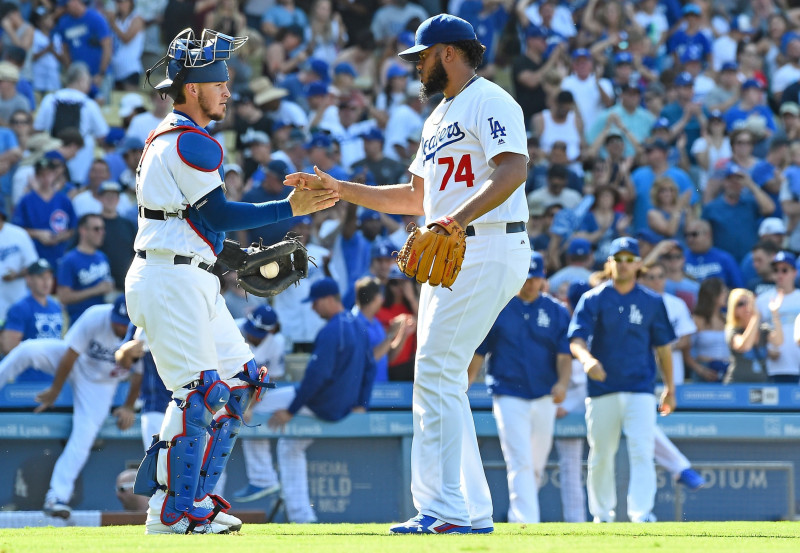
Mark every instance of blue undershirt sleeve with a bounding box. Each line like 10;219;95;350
193;186;293;232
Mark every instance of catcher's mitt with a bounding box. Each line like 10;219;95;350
216;237;311;297
396;216;466;288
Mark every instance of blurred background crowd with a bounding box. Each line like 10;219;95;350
3;0;800;388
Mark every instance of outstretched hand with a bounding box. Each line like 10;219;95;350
288;187;338;216
284;166;342;195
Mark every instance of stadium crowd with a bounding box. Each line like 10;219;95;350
1;0;800;524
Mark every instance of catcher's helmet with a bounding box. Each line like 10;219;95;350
146;28;248;96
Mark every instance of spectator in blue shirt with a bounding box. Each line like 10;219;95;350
723;79;776;145
701;164;775;262
631;138;697;232
261;0;309;42
54;0;112;86
468;251;571;523
569;237;676;523
683;219;744;289
353;276;412;384
660;72;703;159
0;259;63;384
457;0;509;79
11;156;77;268
667;4;711;67
56;213;113;324
261;277;375;523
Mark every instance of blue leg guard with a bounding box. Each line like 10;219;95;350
195;360;273;502
161;371;230;528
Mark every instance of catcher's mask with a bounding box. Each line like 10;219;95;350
145;28;248;99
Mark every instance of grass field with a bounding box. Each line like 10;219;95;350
1;522;799;553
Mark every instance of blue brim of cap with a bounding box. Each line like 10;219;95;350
398;44;429;62
527;271;545;279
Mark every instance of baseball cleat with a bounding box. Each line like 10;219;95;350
633;512;658;523
145;517;230;534
471;526;494;534
43;497;71;519
677;468;706;490
194;496;243;531
231;483;281;503
389;514;470;534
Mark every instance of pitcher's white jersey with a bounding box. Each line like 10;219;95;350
134;112;225;264
67;304;130;384
409;77;529;225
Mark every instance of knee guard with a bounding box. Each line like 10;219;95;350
195;360;273;500
162;371;230;526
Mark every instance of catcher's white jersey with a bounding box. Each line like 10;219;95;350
134;112;224;264
409;77;529;225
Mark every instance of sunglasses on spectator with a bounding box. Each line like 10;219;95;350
686;231;703;238
643;273;665;280
88;226;105;232
735;300;748;308
734;140;752;145
775;266;795;274
662;253;683;260
613;255;641;263
10;118;30;125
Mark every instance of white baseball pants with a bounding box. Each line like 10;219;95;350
411;231;530;527
555;437;586;522
493;394;556;523
585;392;656;523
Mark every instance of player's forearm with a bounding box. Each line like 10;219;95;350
338;180;424;216
449;153;527;227
467;354;485;387
52;349;79;392
556;353;572;387
123;372;142;409
57;285;105;305
655;344;675;393
569;338;594;365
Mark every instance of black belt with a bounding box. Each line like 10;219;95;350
138;205;186;220
465;221;526;237
135;250;214;272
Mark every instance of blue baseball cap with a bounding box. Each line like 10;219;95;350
104;127;126;147
525;24;547;39
398;14;477;61
528;251;546;279
645;137;670;151
361;127;385;142
721;61;738;72
609;237;640;257
614;51;633;65
742;78;764;91
334;62;357;77
305;81;328;97
724;163;747;178
358;208;382;224
305;58;330;80
98;180;123;194
265;159;290;180
567;238;592;257
572;48;591;59
653;117;671;130
306;132;334;150
291;215;313;228
111;295;130;326
636;228;663;245
772;251;797;268
303;277;340;302
682;3;701;16
567;280;592;309
782;31;800;54
27;258;52;275
730;15;754;33
397;30;415;49
244;305;278;339
708;108;724;120
371;239;396;260
387;64;409;80
674;71;694;87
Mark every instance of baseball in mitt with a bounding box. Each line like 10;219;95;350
396;216;466;288
216;236;311;297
